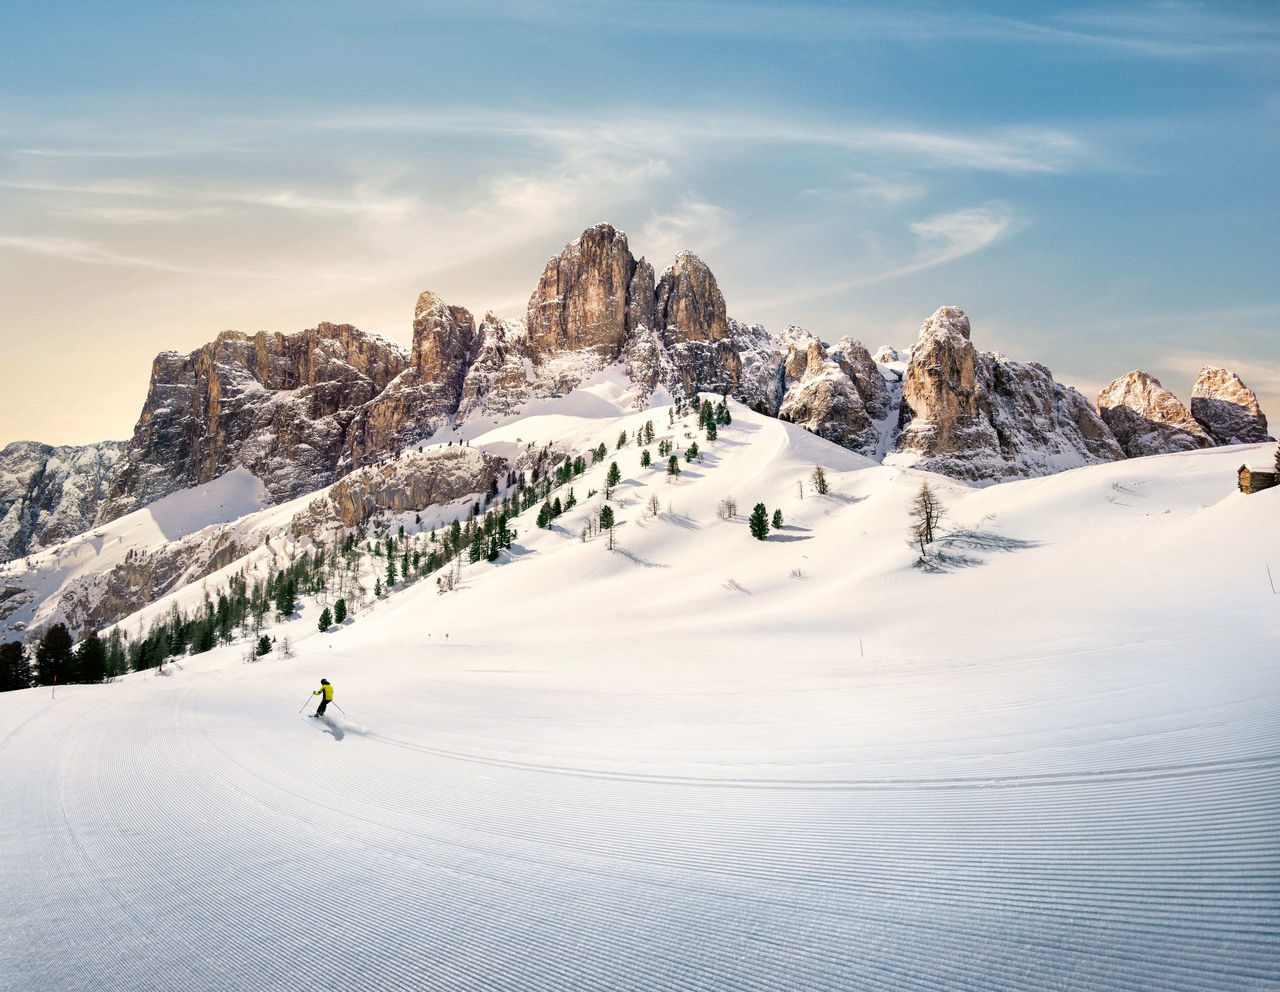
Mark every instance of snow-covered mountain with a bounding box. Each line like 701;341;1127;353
0;439;122;562
2;223;1271;570
2;397;1276;991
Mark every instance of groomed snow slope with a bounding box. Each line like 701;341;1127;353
2;406;1277;992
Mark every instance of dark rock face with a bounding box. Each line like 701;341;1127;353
894;307;1123;480
0;441;122;562
98;324;411;522
1097;371;1212;458
1190;367;1272;445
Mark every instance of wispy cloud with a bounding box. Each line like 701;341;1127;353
740;204;1018;313
639;200;733;265
446;1;1280;58
0;235;268;279
297;108;1092;175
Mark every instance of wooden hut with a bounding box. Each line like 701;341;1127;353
1238;464;1279;494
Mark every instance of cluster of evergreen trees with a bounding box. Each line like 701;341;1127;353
0;400;744;693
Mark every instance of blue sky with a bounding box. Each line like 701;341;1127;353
2;1;1277;444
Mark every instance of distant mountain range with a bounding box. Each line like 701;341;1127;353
1;223;1270;566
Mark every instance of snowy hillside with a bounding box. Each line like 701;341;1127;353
1;401;1277;991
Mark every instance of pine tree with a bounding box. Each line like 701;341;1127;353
686;441;699;461
375;576;383;597
318;608;332;632
606;461;621;496
334;598;347;624
599;504;616;549
256;634;272;657
772;508;784;529
617;430;628;449
537;501;552;528
275;577;297;618
748;503;770;540
640;449;651;468
565;488;577;510
0;641;31;692
551;496;562;517
667;454;680;476
908;481;945;552
811;464;829;495
34;622;74;686
386;555;397;587
72;629;106;684
706;420;717;441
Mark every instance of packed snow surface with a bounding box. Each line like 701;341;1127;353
1;406;1277;991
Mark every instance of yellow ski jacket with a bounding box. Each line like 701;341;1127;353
313;684;333;701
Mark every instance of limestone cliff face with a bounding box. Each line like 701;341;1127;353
526;223;638;362
323;446;508;529
98;324;411;522
776;331;879;455
655;251;729;346
896;308;991;458
831;337;891;422
892;307;1123;480
1097;371;1212;458
0;441;123;562
1190;367;1272;445
345;293;481;466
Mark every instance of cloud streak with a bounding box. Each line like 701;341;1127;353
738;204;1018;314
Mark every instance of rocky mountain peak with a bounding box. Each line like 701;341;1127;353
1097;371;1212;458
655;251;729;346
919;306;972;344
1190;367;1272;445
525;222;637;363
893;307;1122;480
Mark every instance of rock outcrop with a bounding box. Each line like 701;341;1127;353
345;293;481;465
775;330;879;455
1097;371;1212;458
98;324;411;523
893;308;1123;480
1190;367;1272;445
0;441;123;562
526;224;639;362
323;446;508;529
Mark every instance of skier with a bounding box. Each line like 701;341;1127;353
312;679;333;717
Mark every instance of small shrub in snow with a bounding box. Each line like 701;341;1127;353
811;465;829;496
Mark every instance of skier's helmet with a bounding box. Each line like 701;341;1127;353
321;679;330;685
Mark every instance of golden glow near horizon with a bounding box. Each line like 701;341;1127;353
2;4;1277;446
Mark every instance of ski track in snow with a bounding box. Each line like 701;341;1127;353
2;408;1279;991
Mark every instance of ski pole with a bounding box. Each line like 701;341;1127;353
298;695;313;714
332;702;346;714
